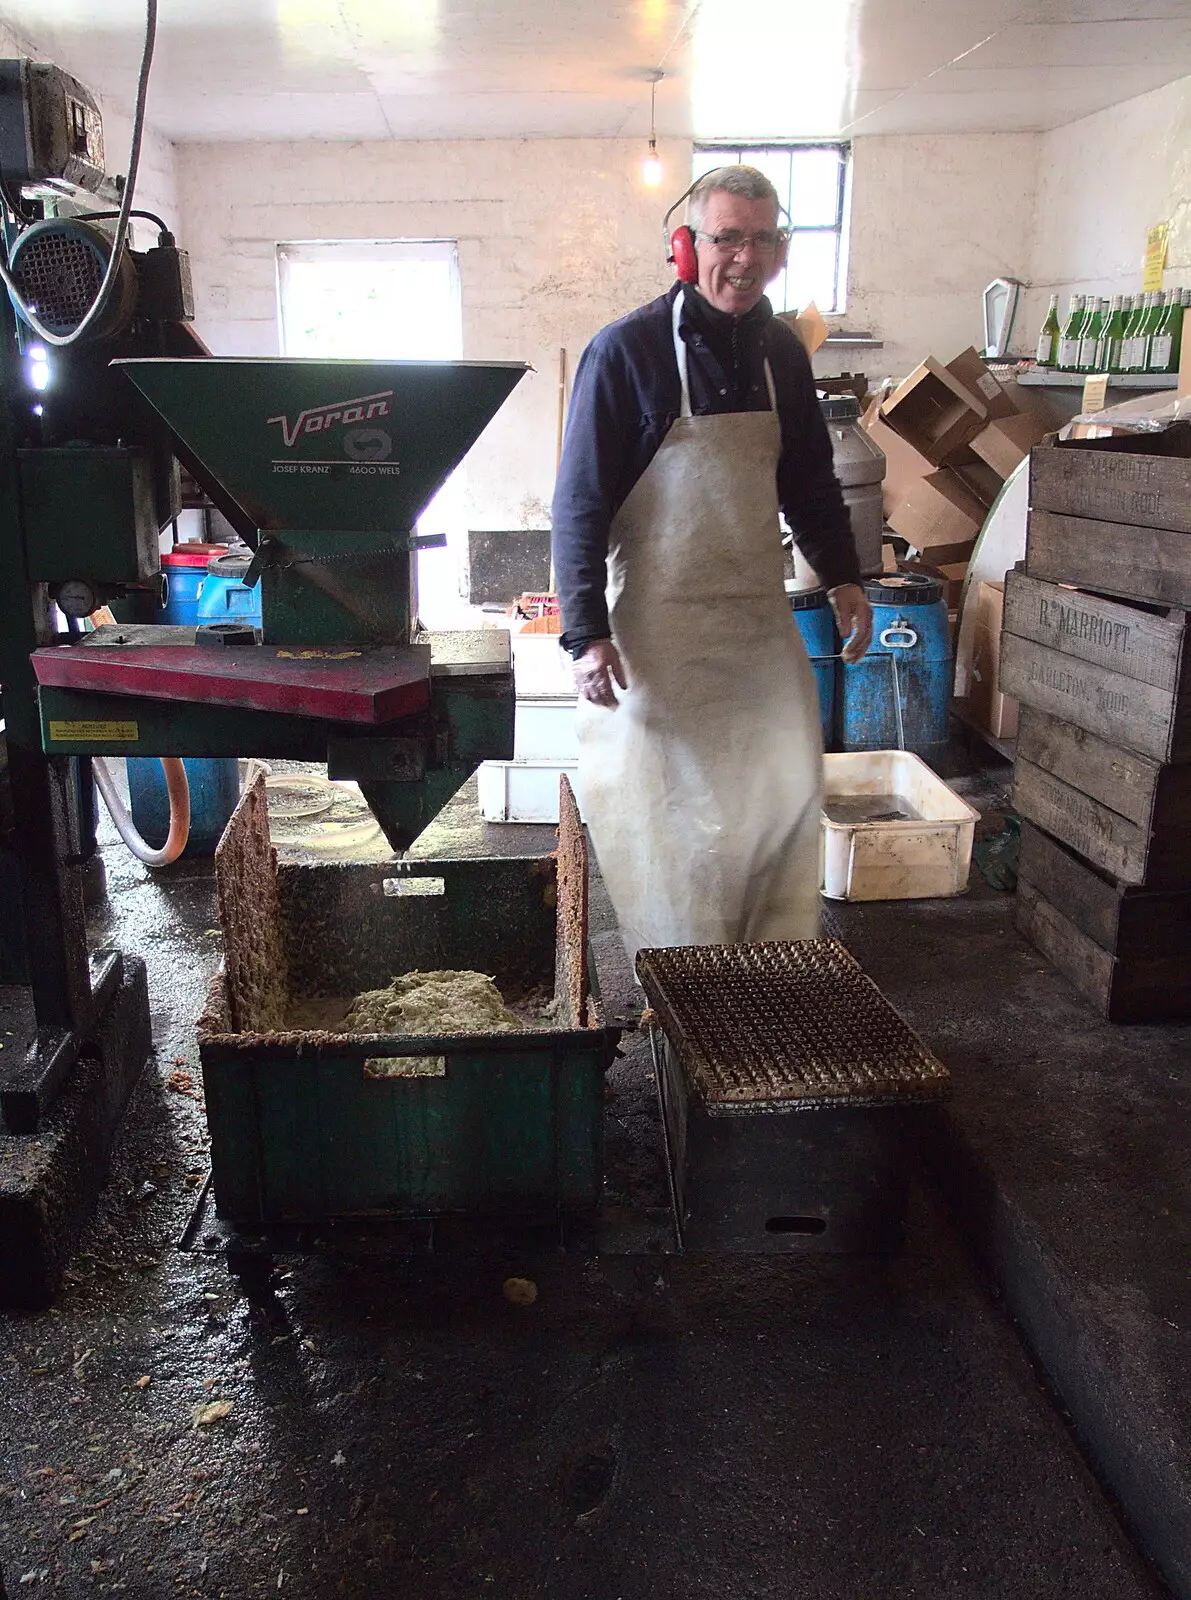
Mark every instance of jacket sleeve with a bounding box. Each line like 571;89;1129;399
551;330;630;651
774;333;862;592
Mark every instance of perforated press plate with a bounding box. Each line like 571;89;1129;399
637;940;949;1111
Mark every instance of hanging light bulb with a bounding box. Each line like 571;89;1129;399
642;71;664;187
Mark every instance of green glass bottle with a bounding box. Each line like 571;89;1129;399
1149;290;1183;374
1035;293;1061;366
1138;291;1165;372
1102;295;1127;374
1056;295;1084;371
1077;297;1106;372
1122;294;1147;372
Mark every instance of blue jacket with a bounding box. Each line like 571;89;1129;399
551;282;860;652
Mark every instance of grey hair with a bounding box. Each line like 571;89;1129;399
687;165;781;233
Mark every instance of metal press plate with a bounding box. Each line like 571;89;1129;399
637;939;949;1113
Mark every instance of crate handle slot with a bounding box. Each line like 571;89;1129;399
382;876;446;898
764;1215;828;1235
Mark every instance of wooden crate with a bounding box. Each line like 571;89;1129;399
1027;432;1191;606
1000;572;1191;762
1013;708;1191;887
1016;820;1191;1023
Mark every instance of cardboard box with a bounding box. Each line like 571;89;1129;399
950;458;1005;508
861;396;937;517
885;467;987;554
968;579;1018;740
945;347;1018;421
969;411;1050;480
879;357;989;466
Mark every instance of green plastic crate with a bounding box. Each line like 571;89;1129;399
198;781;615;1227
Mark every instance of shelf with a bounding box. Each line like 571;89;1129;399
1016;370;1178;389
822;336;884;348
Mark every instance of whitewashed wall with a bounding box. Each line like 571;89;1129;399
1025;73;1191;337
826;132;1041;384
175;138;688;531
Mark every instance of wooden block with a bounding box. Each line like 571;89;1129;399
1004;570;1190;692
1030;438;1191;533
1013;754;1191;887
1000;632;1191;763
1025;508;1191;609
1015;852;1191;1023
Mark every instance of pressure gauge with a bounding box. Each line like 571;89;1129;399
54;578;98;618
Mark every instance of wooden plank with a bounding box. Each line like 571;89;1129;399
1017;819;1122;950
1026;508;1191;609
1016;709;1159;828
1016;878;1114;1017
1014;757;1150;884
1018;818;1191;959
1017;708;1191;837
1030;442;1191;534
1000;633;1191;762
1016;877;1191;1024
1004;570;1188;692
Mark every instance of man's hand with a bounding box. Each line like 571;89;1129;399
829;583;874;665
573;639;627;709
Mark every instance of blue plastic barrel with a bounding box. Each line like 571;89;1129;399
789;587;836;747
127;546;254;858
196;552;262;627
160;544;227;625
126;757;243;859
838;574;952;766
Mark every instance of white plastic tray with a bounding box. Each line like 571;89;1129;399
820;750;978;901
514;697;579;760
511;634;574;696
477;758;579;823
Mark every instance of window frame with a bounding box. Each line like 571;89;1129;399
691;142;851;315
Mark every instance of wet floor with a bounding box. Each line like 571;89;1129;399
0;788;1167;1599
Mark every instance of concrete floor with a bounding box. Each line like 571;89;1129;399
0;768;1179;1598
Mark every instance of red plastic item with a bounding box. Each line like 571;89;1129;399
162;543;230;568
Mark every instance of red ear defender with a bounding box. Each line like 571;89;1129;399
669;224;698;284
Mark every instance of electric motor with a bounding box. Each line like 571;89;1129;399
8;217;138;341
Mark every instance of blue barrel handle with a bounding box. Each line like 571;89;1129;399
878;623;918;650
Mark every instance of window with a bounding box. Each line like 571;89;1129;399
275;239;469;628
691;144;850;315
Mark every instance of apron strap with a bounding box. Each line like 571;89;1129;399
672;291;778;419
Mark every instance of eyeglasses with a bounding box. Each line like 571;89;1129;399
696;229;788;255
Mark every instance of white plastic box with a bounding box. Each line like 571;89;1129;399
820;751;978;901
514;697;579;760
477;759;579;823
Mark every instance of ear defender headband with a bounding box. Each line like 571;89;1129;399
663;170;791;286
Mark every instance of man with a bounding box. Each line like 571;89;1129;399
551;165;873;962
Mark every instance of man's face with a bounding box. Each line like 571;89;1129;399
693;192;785;316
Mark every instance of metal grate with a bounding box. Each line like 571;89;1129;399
13;232;104;331
637;940;949;1111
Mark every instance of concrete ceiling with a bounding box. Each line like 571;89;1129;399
4;0;1191;145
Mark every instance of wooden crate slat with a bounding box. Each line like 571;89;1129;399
1004;569;1187;692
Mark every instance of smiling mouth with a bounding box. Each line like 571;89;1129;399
726;276;756;291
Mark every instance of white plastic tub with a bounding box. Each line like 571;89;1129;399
820;751;978;901
478;758;579;823
514;697;579;760
511;634;575;697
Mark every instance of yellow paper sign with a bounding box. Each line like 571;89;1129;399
1081;374;1110;415
48;720;138;742
1143;223;1169;293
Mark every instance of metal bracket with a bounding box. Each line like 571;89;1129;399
1;949;123;1134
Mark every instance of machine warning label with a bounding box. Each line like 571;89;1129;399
48;720;138;742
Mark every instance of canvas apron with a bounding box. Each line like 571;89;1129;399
576;295;823;966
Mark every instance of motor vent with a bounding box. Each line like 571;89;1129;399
9;217;138;340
